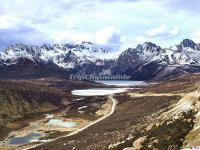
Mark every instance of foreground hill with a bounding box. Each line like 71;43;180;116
0;80;70;140
0;79;106;141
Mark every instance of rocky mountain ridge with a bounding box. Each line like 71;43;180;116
1;39;200;80
0;42;115;68
112;39;200;80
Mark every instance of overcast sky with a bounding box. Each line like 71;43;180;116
0;0;200;51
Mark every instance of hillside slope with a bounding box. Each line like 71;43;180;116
31;73;200;150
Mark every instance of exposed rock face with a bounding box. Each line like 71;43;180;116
0;42;114;68
1;39;200;80
0;42;115;79
112;39;200;80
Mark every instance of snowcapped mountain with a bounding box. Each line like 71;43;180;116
165;39;200;64
1;39;200;80
115;39;200;66
112;39;200;80
0;42;116;69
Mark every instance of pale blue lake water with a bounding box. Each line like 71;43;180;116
9;132;42;145
72;88;127;96
47;119;77;128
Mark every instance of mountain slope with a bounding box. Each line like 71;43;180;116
0;42;116;79
0;80;70;126
0;42;115;68
1;39;200;80
111;39;200;80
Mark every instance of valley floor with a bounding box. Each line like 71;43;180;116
2;74;200;150
0;79;111;150
25;74;200;150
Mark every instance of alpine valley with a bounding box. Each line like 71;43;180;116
2;39;200;150
2;0;200;149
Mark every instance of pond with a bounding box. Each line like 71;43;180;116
71;88;128;96
8;132;42;145
47;119;77;128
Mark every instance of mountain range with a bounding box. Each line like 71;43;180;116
1;39;200;80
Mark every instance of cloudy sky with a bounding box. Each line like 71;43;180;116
0;0;200;51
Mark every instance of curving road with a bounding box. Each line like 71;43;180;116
25;95;117;150
66;95;117;137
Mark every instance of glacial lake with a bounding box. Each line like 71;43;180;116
47;119;77;128
9;132;42;145
72;88;128;96
71;80;145;96
94;80;145;87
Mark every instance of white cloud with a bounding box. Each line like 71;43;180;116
169;26;180;36
135;35;149;44
146;24;180;38
160;0;200;14
0;14;20;29
0;0;198;50
50;26;125;50
192;30;200;43
95;26;123;45
52;31;92;44
131;25;180;48
147;24;168;37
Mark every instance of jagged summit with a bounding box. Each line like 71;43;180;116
170;39;200;51
1;39;200;80
81;41;93;45
111;39;200;80
181;39;196;49
1;39;200;67
0;42;114;68
141;42;161;50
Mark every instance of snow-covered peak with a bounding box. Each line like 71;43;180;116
2;39;200;69
181;39;196;49
171;39;200;51
0;43;41;64
120;39;200;65
159;39;200;64
130;42;162;62
0;42;115;68
142;42;161;50
81;41;93;45
135;42;161;53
